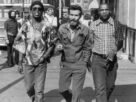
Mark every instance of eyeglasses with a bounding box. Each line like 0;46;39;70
32;7;43;11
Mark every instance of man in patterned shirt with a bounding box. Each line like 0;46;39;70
15;1;56;102
90;3;123;102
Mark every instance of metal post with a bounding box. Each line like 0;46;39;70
59;0;62;20
22;0;24;18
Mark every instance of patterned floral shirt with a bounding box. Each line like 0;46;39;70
17;19;51;65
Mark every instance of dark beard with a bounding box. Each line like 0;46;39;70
70;21;79;30
34;17;43;22
70;24;77;30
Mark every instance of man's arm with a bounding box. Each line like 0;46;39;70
53;26;64;55
4;21;9;43
82;29;94;62
52;17;58;27
35;26;59;65
115;20;124;51
14;23;27;42
107;20;124;61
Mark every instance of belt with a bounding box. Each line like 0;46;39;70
93;52;107;59
7;33;16;37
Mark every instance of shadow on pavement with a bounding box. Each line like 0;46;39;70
43;84;136;102
43;89;62;102
110;84;136;102
43;87;95;102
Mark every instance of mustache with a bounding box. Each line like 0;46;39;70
70;19;77;22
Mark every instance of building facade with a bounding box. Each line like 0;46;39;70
71;0;102;11
0;0;71;18
116;0;136;29
0;0;32;18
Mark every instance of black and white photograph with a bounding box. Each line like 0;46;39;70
0;0;136;102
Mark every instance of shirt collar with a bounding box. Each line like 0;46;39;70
45;13;54;18
96;17;114;26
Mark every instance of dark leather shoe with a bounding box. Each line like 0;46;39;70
8;64;14;67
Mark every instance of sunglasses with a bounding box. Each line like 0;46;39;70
32;7;43;11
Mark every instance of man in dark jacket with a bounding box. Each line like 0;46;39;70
56;5;93;102
4;10;19;67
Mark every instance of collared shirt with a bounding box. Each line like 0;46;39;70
44;13;58;27
16;20;51;65
90;17;123;55
58;23;93;63
4;18;18;36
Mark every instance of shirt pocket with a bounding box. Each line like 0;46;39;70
73;33;85;46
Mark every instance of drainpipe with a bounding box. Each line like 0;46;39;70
22;0;24;18
59;0;62;20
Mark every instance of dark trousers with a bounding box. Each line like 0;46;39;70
59;61;87;102
91;54;118;102
7;43;14;66
13;48;19;65
7;35;18;66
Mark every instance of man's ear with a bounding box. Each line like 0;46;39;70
98;10;101;16
109;10;112;15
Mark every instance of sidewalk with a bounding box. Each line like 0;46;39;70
0;54;136;102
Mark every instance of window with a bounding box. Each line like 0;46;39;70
0;0;4;3
77;0;81;3
4;0;11;4
71;0;74;3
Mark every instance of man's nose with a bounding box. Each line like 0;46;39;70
71;15;76;19
103;10;108;13
35;11;40;15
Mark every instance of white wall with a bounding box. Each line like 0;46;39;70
118;0;136;29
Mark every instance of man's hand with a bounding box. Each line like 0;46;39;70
56;43;63;51
107;51;116;62
106;59;114;71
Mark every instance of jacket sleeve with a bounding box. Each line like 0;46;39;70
4;21;8;39
115;21;124;51
82;29;94;62
53;27;64;56
107;20;124;61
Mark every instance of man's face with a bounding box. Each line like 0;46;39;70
16;14;20;20
69;10;81;27
47;8;54;16
31;5;43;19
11;11;16;19
99;4;110;21
63;12;68;19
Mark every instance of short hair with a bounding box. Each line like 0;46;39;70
68;5;82;16
99;3;110;10
47;6;54;11
30;0;44;11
